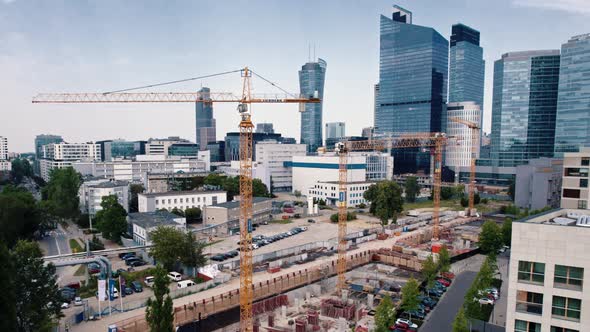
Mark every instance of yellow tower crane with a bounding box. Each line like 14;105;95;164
334;133;449;292
32;68;320;332
449;117;480;216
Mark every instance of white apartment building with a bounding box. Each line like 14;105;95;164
445;102;481;171
128;211;186;246
506;208;590;332
0;160;10;172
217;160;270;188
0;136;8;160
255;141;307;192
145;137;190;155
560;148;590;210
308;181;375;207
137;190;226;212
72;155;208;185
79;178;130;215
289;154;366;195
39;142;101;181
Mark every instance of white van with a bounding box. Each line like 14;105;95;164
168;271;182;282
177;280;196;289
144;276;155;287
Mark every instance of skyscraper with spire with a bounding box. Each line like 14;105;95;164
299;58;327;153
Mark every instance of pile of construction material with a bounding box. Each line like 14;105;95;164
373;248;424;271
253;294;289;315
320;298;356;320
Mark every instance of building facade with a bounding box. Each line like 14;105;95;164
79;178;130;216
445;102;482;170
39;142;101;181
145;137;194;156
129;211;186;245
195;87;216;150
560;148;590;210
256;123;274;134
489;50;561;168
288;155;366;195
299;58;327;153
308;181;375;207
138;190;226;212
207;141;225;163
375;5;448;173
224;132;283;161
325;122;346;141
34;134;63;174
255;141;307;192
448;24;485;113
554;34;590;156
0;136;7;160
515;158;563;211
506;209;590;332
203;197;272;235
168;143;200;157
97;140;146;161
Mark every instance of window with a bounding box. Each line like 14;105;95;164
580;179;588;188
180;198;183;203
565;168;589;177
212;196;218;204
516;290;543;315
155;199;159;205
578;200;587;209
192;197;195;203
168;199;171;204
174;199;177;203
554;265;584;290
518;261;545;284
563;189;581;199
551;327;579;332
552;296;581;321
515;320;541;332
582;158;589;166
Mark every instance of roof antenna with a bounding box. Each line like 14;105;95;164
313;43;316;61
308;43;311;62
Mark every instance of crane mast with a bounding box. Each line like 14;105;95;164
449;117;480;216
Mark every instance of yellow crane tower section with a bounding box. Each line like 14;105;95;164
449;117;480;216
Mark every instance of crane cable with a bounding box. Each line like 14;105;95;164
249;70;299;99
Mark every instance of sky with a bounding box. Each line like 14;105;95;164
1;0;589;152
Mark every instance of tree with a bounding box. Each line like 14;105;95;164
10;158;33;184
95;195;127;242
145;265;174;332
181;232;207;277
0;186;42;248
185;207;202;223
294;190;302;198
129;184;144;213
42;167;81;220
150;226;186;271
501;218;512;246
170;207;185;217
330;212;357;223
12;241;62;332
474;193;481;205
452;307;469;332
454;184;465;197
374;296;395;332
400;278;421;314
479;221;503;254
252;178;270;197
421;255;438;288
441;186;455;200
460;195;469;208
438;245;451;273
0;242;17;331
508;180;515;201
404;176;419;203
203;173;225;187
364;181;404;230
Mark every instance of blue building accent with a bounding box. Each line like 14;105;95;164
375;5;448;173
299;59;327;153
283;161;365;170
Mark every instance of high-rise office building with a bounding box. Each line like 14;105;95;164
361;127;373;139
195;87;216;151
34;134;63;175
325;122;345;140
445;102;481;170
299;58;327;153
449;23;485;132
375;5;448;173
489;50;560;168
0;136;7;160
554;34;590;156
256;123;274;134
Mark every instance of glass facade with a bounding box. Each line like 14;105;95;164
489;50;560;168
554;34;590;156
98;140;145;161
206;141;225;163
168;143;199;157
224;132;282;161
375;6;448;173
449;24;484;129
195;87;216;150
299;59;327;153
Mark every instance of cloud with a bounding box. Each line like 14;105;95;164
512;0;590;15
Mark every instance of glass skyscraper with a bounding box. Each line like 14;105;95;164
299;58;327;153
449;24;484;126
489;50;560;168
554;34;590;156
195;87;216;151
375;5;448;173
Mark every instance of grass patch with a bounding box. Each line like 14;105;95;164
74;264;87;276
269;219;293;224
79;277;97;299
69;239;84;253
120;267;158;285
403;199;463;212
205;239;223;247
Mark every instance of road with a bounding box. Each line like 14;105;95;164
419;254;485;332
40;224;71;256
489;251;510;327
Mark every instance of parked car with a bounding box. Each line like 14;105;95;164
177;280;196;289
226;250;239;258
436;278;451;287
307;219;316;223
129;259;146;267
66;282;81;289
294;213;301;218
125;258;140;266
210;254;226;261
168;272;182;282
119;252;134;259
123;286;134;295
395;318;418;329
441;272;455;279
74;297;83;306
61;302;70;309
478;297;494;305
427;288;443;298
130;281;143;292
403;309;426;320
60;288;77;302
298;226;308;231
144;276;155;287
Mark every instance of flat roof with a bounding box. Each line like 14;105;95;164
128;211;182;228
88;180;129;188
519;208;590;228
139;190;226;198
317;181;375;185
208;197;271;209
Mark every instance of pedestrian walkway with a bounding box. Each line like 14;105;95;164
489;253;509;327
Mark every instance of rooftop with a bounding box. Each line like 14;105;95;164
519;208;590;228
139;190;226;198
208;197;271;209
317;181;375;185
88;180;129;188
128;211;183;228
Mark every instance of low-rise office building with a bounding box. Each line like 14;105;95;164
40;142;101;181
255;141;307;192
515;158;563;211
0;160;11;172
288;154;366;195
203;197;272;235
128;211;186;245
561;148;590;210
79;178;130;215
308;181;375;207
506;208;590;332
138;190;226;212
